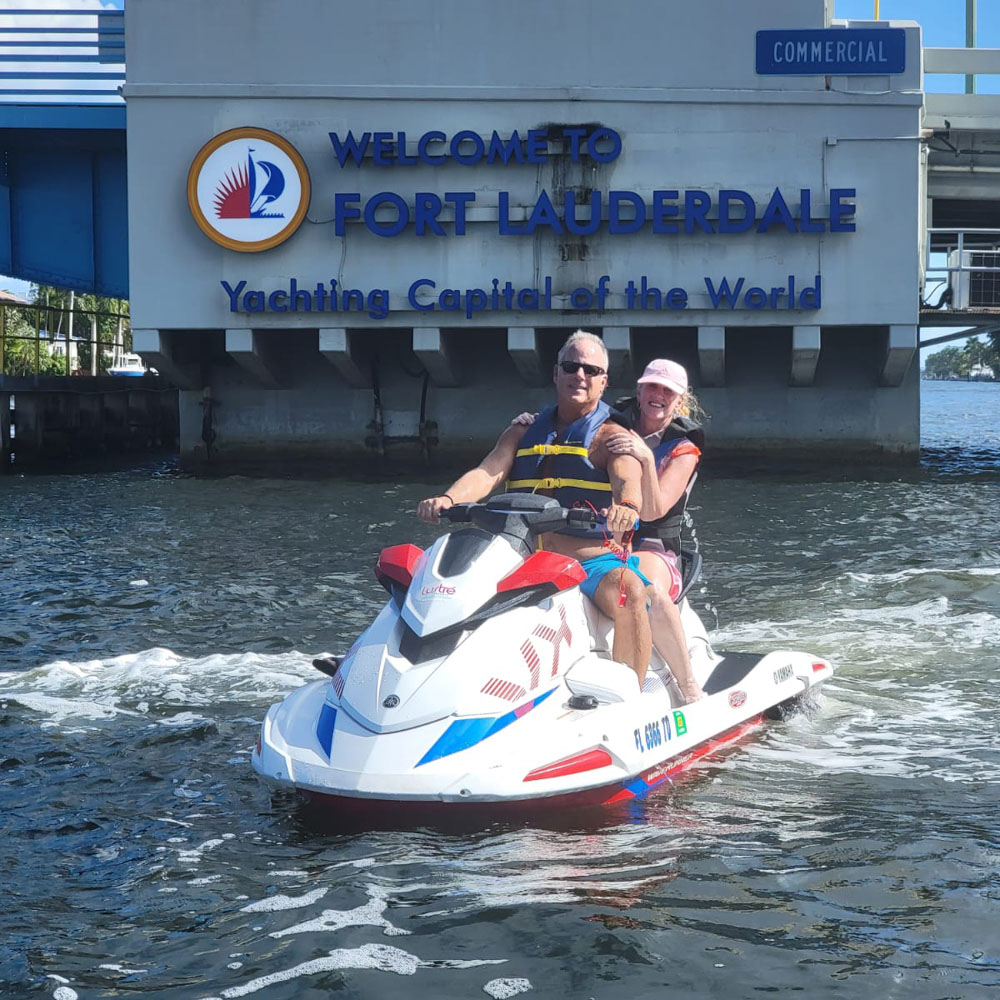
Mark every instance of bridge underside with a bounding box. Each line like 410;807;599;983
0;119;127;297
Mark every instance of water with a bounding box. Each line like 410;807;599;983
2;381;999;999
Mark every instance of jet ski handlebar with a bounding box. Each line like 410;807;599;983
439;494;597;554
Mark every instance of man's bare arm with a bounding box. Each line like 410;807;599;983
605;452;643;537
417;423;529;523
590;425;643;538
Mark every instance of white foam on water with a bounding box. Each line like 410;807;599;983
713;597;1000;664
0;648;316;729
176;833;235;866
269;884;409;938
199;944;506;1000
241;887;328;912
160;711;213;728
846;566;1000;584
0;691;144;725
98;964;147;975
484;978;533;999
204;944;422;998
130;579;149;587
52;988;78;1000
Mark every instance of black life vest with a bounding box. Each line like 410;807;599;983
613;397;704;553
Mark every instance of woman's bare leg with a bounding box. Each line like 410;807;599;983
637;551;705;703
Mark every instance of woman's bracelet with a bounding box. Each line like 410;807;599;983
440;493;456;505
618;499;640;514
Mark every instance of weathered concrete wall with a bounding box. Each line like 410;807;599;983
173;326;919;472
124;0;925;469
0;391;10;470
0;377;178;467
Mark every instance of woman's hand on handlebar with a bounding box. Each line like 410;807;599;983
417;495;454;524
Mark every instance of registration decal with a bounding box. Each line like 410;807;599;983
633;709;689;752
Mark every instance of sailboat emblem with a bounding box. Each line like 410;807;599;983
188;126;311;252
213;147;287;220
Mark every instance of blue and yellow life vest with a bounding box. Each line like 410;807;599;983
506;401;612;536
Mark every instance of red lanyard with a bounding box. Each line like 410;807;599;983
575;501;636;607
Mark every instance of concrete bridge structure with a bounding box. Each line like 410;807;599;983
2;1;1000;470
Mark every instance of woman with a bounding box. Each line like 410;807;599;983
603;358;705;702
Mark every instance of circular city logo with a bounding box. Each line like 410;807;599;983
382;695;400;709
187;126;311;253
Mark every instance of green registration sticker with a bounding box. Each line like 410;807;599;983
673;710;687;736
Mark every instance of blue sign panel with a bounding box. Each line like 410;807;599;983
756;28;906;75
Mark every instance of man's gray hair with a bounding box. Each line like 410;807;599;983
557;330;609;369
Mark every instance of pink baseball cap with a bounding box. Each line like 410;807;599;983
637;359;688;395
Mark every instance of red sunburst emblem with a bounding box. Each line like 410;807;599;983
213;163;250;219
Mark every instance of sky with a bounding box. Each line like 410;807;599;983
0;0;994;363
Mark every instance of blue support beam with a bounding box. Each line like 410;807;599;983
0;128;128;296
0;6;128;295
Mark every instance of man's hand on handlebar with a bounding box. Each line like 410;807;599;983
417;495;454;524
602;501;639;540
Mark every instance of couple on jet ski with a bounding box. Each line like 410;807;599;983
417;330;705;703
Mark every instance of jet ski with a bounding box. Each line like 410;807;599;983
252;493;833;813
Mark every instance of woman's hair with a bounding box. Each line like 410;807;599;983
677;387;707;423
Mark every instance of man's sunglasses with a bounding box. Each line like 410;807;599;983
559;360;607;377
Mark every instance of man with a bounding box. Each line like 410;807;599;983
417;330;653;687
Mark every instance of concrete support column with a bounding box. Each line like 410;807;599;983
601;326;632;387
698;326;726;386
132;329;199;389
225;329;285;387
506;327;549;386
413;327;460;386
790;325;822;387
319;327;371;387
0;392;10;469
11;394;42;462
881;325;917;387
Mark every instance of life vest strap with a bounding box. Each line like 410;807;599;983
506;477;613;492
514;444;590;458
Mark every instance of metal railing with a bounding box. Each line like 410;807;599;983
923;228;1000;312
0;6;124;103
0;302;131;377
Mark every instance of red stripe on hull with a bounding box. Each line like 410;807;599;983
604;715;764;803
294;715;766;819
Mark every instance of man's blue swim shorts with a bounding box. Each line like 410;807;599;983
578;552;651;600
